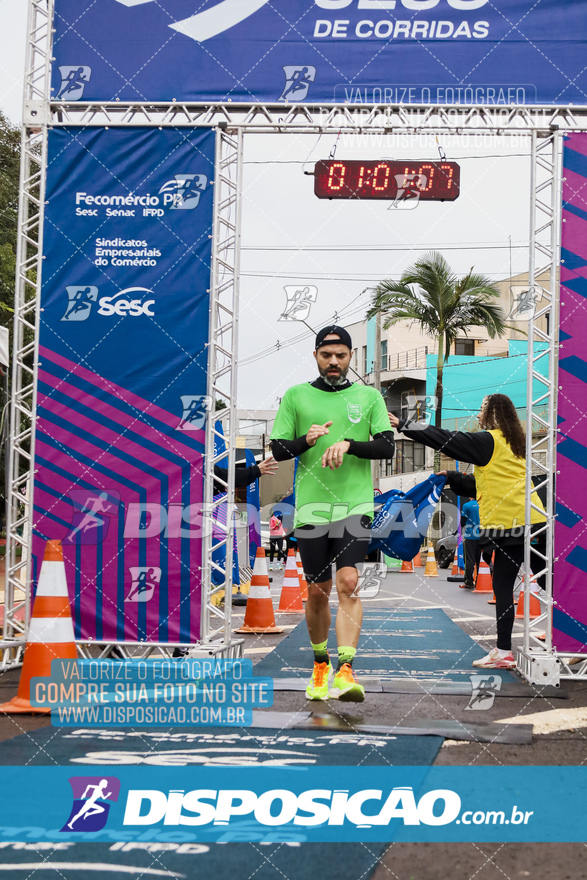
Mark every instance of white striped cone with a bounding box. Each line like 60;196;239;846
278;550;304;613
235;547;284;633
296;550;308;601
1;540;77;714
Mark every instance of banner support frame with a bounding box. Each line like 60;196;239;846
2;0;53;670
6;0;587;668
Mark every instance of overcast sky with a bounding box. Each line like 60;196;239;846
1;0;531;412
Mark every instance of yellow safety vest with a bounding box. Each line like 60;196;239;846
474;429;546;530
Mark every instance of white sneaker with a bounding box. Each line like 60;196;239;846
276;563;282;571
269;564;273;571
472;648;515;669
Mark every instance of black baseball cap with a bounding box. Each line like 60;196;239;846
314;325;353;351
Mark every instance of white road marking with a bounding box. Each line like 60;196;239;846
0;866;184;877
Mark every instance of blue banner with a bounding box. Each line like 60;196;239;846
369;474;446;560
245;448;261;567
0;766;585;842
51;1;587;106
34;127;215;644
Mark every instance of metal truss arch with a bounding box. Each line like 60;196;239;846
45;101;587;134
6;2;587;669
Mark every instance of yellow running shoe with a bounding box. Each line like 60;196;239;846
332;663;365;703
305;661;332;700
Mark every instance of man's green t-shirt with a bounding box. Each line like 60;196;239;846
271;382;391;527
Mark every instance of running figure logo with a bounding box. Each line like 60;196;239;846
126;567;162;603
61;776;120;832
158;174;208;210
56;66;92;101
508;285;540;321
177;394;211;431
65;490;120;545
389;173;426;210
466;674;502;710
61;286;99;322
280;66;316;101
354;561;386;599
279;285;318;322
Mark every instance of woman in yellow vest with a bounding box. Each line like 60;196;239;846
390;393;546;669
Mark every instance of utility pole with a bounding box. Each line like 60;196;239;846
373;310;382;491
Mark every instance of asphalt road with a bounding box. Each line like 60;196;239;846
1;564;586;878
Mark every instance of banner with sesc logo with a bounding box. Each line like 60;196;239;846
33;127;215;644
50;0;587;106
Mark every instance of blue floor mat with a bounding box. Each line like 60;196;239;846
0;719;442;767
256;608;517;683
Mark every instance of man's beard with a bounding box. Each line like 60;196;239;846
318;364;349;386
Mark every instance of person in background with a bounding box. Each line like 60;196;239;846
172;455;278;658
461;496;481;589
390;393;546;669
269;510;286;570
214;455;277;494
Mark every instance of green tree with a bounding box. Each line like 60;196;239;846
0;110;20;329
0;111;21;523
367;251;507;432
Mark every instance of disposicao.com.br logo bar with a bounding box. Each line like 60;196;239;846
2;767;581;843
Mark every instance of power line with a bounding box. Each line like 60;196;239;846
240;296;371;366
244;153;530;165
241;271;523;281
242;243;528;252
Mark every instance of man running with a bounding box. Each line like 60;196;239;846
67;779;112;829
271;326;394;702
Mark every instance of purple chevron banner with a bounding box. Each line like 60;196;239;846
553;133;587;653
33;126;215;644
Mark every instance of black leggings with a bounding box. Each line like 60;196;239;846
485;538;545;651
269;537;285;563
490;543;524;651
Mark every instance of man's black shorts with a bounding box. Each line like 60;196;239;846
294;514;372;584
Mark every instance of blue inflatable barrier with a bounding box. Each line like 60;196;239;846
369;475;446;561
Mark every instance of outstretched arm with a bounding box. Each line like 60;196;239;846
388;413;493;467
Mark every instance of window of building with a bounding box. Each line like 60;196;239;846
386;440;426;475
362;345;368;375
380;339;388;371
455;338;475;356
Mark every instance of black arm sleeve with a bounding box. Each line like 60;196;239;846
214;465;261;488
446;470;477;498
345;431;395;460
397;419;494;467
271;436;310;461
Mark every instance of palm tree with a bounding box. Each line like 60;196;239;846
367;252;507;430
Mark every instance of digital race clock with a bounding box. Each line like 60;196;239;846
313;160;460;201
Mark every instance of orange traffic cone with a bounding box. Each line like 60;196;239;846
296;550;308;602
0;540;77;715
413;549;423;568
516;576;541;619
424;543;438;577
236;547;284;634
399;558;414;572
473;557;493;593
278;550;304;613
448;547;464;583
